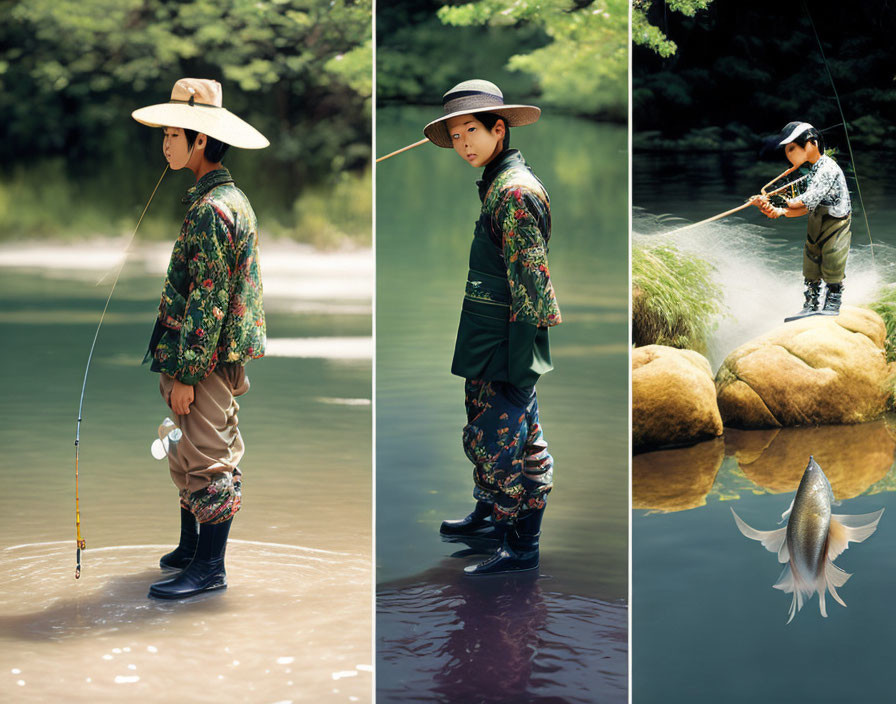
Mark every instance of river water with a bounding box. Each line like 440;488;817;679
633;151;896;703
376;107;629;703
0;240;372;702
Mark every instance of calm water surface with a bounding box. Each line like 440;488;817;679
376;108;628;703
633;152;896;703
0;243;372;702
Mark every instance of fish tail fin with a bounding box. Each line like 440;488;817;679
828;508;885;560
731;508;789;563
823;558;851;610
773;561;809;624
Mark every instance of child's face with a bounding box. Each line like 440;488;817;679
163;127;199;170
784;139;819;167
445;114;505;168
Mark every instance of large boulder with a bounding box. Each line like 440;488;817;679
715;306;892;428
633;345;723;452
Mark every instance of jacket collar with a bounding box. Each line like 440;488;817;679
477;149;524;201
182;168;234;205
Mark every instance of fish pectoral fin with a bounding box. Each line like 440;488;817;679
824;558;851;609
827;509;885;560
731;508;788;560
779;497;795;525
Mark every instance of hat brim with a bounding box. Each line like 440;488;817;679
423;105;541;148
131;103;269;149
776;121;814;148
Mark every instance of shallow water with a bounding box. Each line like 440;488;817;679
0;245;372;702
376;108;629;701
632;152;896;702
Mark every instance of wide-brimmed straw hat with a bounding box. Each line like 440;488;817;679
132;78;269;149
423;79;540;148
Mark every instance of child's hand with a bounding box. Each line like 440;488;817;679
168;378;195;415
751;195;784;219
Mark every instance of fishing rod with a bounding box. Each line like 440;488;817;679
663;165;808;236
375;137;429;163
802;0;875;266
73;164;169;579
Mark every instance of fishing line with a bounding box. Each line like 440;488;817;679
73;163;169;579
802;0;875;267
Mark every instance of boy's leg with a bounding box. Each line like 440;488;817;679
159;365;250;524
519;394;553;512
461;380;534;523
818;215;851;285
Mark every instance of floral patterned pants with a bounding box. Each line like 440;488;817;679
159;365;249;524
462;379;554;523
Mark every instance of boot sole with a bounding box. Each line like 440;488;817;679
148;582;227;600
784;311;824;322
463;563;539;577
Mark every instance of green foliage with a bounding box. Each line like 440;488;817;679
0;0;371;246
436;0;627;119
632;241;724;353
865;284;896;364
631;0;713;57
0;0;371;174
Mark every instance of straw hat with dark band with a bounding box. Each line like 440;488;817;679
132;78;269;149
423;79;540;148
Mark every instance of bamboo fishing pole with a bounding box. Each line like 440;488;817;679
376;138;429;163
73;164;169;579
663;166;805;236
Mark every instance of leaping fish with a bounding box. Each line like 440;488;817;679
731;456;884;623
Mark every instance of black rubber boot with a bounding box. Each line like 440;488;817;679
149;518;231;599
819;282;843;316
464;508;544;576
440;500;502;542
784;279;822;322
159;507;199;570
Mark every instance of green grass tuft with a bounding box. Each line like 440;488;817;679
865;283;896;363
632;241;724;353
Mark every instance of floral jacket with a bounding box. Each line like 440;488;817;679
451;149;561;387
146;168;265;385
798;154;851;218
480;150;562;329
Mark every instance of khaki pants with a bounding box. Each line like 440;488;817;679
803;208;851;284
159;365;249;523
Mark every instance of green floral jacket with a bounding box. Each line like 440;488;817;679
481;150;561;329
147;168;265;385
451;150;561;387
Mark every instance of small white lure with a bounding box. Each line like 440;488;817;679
731;456;884;623
150;417;183;460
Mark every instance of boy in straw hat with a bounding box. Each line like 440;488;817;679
426;79;562;576
132;78;268;598
752;121;852;321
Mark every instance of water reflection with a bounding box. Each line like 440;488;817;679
725;421;896;498
632;438;724;512
377;566;627;704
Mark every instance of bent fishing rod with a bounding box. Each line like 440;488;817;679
376;137;429;163
663;165;809;236
73;164;169;579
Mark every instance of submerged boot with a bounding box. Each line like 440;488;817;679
820;282;843;316
464;508;544;576
440;500;502;542
159;507;199;570
149;518;231;599
784;279;822;322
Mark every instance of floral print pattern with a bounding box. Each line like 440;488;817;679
797;154;851;218
481;151;562;328
180;470;241;525
463;379;554;523
151;168;265;385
